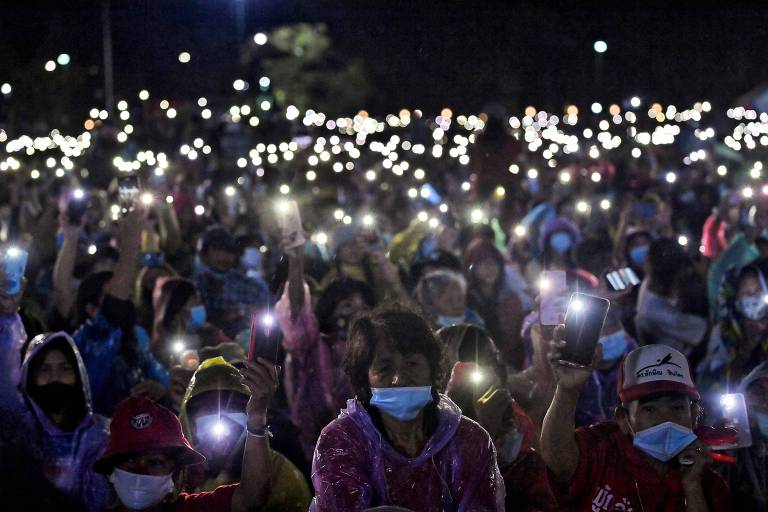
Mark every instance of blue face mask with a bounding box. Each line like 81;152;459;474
370;386;433;421
755;412;768;438
187;305;207;330
632;421;697;462
549;233;573;254
598;331;628;362
629;245;649;268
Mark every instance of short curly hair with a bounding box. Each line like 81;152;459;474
343;305;444;402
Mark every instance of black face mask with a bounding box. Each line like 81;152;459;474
28;382;83;416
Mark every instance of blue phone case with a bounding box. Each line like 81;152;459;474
2;249;28;295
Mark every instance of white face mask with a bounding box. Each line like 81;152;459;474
110;468;174;511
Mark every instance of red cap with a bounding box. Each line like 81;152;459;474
94;396;205;474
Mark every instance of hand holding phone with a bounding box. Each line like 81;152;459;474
559;293;610;368
539;270;567;329
1;247;28;296
67;189;89;226
248;311;280;364
118;176;140;214
276;200;306;249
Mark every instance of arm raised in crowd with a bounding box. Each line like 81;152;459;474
157;202;182;257
52;212;80;319
231;358;278;512
104;206;144;301
540;326;602;485
287;245;305;322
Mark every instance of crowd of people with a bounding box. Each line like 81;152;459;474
2;95;768;512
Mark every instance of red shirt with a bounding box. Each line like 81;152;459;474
551;422;732;512
172;484;237;512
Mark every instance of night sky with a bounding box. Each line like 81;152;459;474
2;1;768;115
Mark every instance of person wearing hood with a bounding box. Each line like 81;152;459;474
438;324;556;511
275;244;377;461
311;308;505;511
72;206;169;416
415;269;485;330
542;342;732;511
0;260;27;405
524;216;580;284
20;332;112;512
193;226;270;338
177;356;311;511
698;259;768;395
724;362;768;509
464;238;533;369
94;355;278;512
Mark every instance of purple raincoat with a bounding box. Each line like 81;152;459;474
19;332;113;512
311;395;505;511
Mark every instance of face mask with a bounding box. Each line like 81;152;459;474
496;429;524;467
632;421;697;462
187;305;207;330
598;331;628;362
141;252;165;268
436;314;466;328
240;247;262;270
28;382;81;415
755;412;768;438
629;245;649;268
110;468;173;511
420;238;438;258
370;386;433;421
549;233;573;254
737;293;768;321
194;412;248;457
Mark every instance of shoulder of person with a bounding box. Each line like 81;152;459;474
454;414;495;446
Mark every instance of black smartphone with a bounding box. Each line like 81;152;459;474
248;311;280;364
67;190;89;225
560;293;610;368
605;268;641;292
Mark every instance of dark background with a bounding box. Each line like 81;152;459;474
1;0;766;116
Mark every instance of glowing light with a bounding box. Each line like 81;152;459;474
178;52;191;63
665;172;677;184
56;53;71;66
140;193;154;206
593;40;608;53
279;184;290;195
514;225;527;238
233;79;246;91
600;199;611;210
570;298;585;313
253;32;268;45
470;208;484;223
678;235;688;247
1;83;11;95
194;205;205;216
743;186;754;199
576;200;590;213
362;214;375;227
470;370;484;384
224;186;236;197
315;232;328;245
139;90;149;100
172;340;186;354
630;96;641;108
44;60;56;72
591;103;602;114
527;168;538;179
87;244;97;255
72;188;85;200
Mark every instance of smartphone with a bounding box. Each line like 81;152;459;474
248;311;280;364
1;247;28;295
118;175;140;213
539;270;568;326
707;393;753;450
67;192;89;225
605;267;641;292
277;200;306;249
559;293;610;368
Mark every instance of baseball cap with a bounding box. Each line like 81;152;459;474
617;344;700;403
94;396;205;474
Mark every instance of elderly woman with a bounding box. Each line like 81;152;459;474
415;269;484;329
311;308;505;511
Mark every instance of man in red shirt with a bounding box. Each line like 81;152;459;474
541;339;732;511
93;358;278;512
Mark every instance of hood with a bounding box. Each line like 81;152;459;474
20;332;93;429
538;216;581;252
739;361;768;393
342;394;462;464
178;356;250;439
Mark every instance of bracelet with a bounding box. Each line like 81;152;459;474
246;424;273;438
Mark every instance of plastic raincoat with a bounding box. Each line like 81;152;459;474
723;362;768;510
275;282;353;459
19;332;112;512
0;313;26;406
178;356;312;511
311;395;505;511
73;294;168;416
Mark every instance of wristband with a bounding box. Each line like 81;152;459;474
247;424;273;438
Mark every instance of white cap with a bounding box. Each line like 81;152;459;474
617;344;699;403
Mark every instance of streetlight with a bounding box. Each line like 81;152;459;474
593;40;608;53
